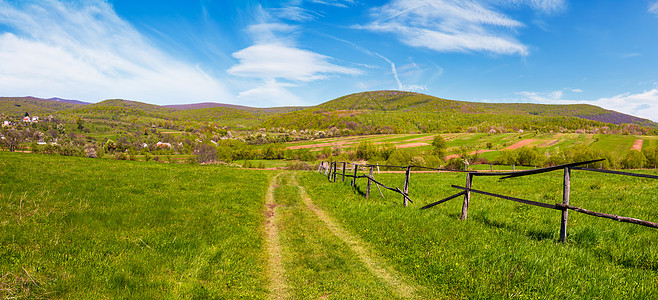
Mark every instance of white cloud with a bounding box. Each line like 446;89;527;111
237;79;305;107
228;5;362;104
0;0;231;104
515;88;658;122
228;43;361;82
589;90;658;122
650;1;658;15
358;0;565;56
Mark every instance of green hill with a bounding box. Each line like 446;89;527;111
0;97;85;116
1;91;656;135
260;91;657;134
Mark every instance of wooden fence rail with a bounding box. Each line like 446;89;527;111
317;159;657;242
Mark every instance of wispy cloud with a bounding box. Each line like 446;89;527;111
357;0;565;56
228;5;361;105
515;88;658;122
307;0;356;8
650;1;658;15
0;0;230;104
228;43;360;82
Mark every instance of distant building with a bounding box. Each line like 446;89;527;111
22;116;31;123
2;121;10;126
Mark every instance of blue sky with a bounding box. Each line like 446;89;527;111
1;0;658;121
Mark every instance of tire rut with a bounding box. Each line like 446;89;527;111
264;173;288;300
291;174;417;299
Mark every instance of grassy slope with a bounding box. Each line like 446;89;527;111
298;170;658;298
261;90;657;131
0;152;270;298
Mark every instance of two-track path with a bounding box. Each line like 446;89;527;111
263;172;416;299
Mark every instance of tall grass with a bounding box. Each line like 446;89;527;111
298;169;658;298
0;152;270;298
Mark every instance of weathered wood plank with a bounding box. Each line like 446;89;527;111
557;204;658;229
452;185;560;210
366;166;373;199
403;166;411;207
460;173;472;220
573;167;658;180
559;167;570;242
469;159;604;178
421;191;466;210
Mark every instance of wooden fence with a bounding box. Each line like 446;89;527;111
317;160;658;242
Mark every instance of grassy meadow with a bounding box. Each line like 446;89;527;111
299;168;658;298
2;151;657;298
0;152;271;298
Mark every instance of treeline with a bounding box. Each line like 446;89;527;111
260;109;658;136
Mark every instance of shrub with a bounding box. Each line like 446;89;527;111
286;161;313;170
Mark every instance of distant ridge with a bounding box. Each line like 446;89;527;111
164;102;254;111
47;97;90;105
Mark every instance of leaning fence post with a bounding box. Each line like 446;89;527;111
352;164;358;187
460;173;473;220
366;166;373;199
403;166;411;207
317;162;322;172
559;167;571;242
342;162;346;182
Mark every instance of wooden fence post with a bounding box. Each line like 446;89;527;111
333;162;337;182
559;167;571;242
352;165;358;187
317;161;322;172
460;173;473;220
366;166;373;199
342;162;346;182
327;162;332;180
403;166;411;207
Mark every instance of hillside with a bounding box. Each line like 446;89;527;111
260;91;657;134
0;97;86;116
1;91;656;135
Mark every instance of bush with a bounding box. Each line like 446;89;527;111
356;140;376;160
286;161;313;170
446;157;467;170
622;150;647;169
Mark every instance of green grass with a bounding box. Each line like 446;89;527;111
3;152;657;298
272;172;398;298
297;169;658;298
0;152;271;298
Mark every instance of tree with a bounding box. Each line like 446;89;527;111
196;144;217;164
76;118;84;130
431;135;447;157
105;139;117;154
1;128;23;151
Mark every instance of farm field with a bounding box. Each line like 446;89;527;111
284;132;658;160
1;152;657;298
